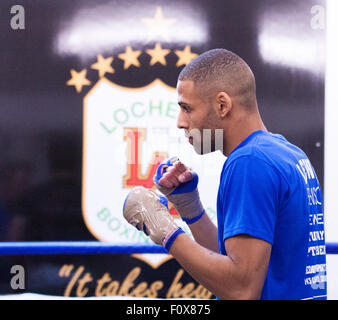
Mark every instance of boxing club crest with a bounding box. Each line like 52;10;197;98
65;6;223;267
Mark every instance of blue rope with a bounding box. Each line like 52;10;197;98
0;241;336;255
325;242;338;254
0;241;167;255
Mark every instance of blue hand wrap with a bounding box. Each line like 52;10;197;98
154;157;199;195
154;157;205;225
163;227;185;252
181;209;205;225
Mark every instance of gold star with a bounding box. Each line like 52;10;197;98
66;69;91;93
141;6;176;42
146;42;170;66
91;54;114;78
175;45;198;67
118;46;142;69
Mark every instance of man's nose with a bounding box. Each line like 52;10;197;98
177;110;189;129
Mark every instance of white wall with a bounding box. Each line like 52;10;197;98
325;0;338;300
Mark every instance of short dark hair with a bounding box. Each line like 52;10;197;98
178;48;256;107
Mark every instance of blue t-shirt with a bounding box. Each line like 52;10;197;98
217;130;327;300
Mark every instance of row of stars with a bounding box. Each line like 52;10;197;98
67;44;198;93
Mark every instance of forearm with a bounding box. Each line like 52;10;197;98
123;185;266;300
169;233;255;300
187;212;218;252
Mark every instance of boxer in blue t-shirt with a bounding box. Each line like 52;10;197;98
123;49;327;299
217;130;326;299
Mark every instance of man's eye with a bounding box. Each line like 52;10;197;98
182;106;190;113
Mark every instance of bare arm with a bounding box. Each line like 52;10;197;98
169;233;272;299
124;183;271;299
188;211;218;252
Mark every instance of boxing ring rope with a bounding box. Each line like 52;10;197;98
0;241;337;255
0;242;167;255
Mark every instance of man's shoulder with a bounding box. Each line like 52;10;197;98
223;132;308;185
228;132;306;166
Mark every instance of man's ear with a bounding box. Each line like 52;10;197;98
215;92;232;118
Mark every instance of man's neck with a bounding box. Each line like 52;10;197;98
223;118;267;157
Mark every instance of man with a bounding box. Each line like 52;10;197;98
123;49;327;300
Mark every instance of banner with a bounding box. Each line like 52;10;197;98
0;0;325;297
